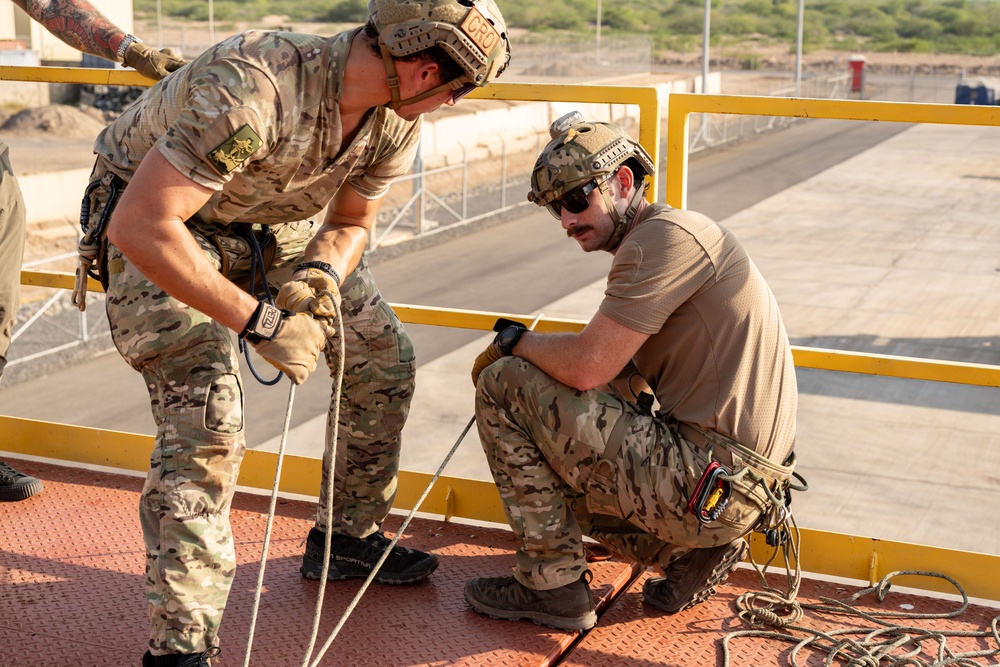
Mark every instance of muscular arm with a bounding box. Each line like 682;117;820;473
513;310;650;391
304;186;385;280
106;146;260;333
13;0;127;61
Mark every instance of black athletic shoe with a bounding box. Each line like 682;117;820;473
141;647;220;667
300;527;439;584
642;538;748;614
464;572;597;631
0;461;43;501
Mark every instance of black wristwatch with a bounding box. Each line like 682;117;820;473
294;261;341;288
240;301;284;345
493;318;527;355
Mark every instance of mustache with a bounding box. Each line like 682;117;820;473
566;224;592;238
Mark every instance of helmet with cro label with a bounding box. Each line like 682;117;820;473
368;0;511;109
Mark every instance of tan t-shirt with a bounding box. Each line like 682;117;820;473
93;28;421;228
600;204;797;462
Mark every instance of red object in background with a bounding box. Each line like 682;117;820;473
849;54;867;93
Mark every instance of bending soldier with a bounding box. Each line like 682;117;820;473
465;113;798;631
0;0;184;502
75;1;511;664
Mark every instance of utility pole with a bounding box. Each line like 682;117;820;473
795;0;805;96
596;0;602;66
702;0;711;93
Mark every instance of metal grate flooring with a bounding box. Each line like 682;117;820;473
2;459;997;666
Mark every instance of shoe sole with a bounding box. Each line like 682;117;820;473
300;558;438;585
463;588;597;631
0;479;43;501
645;539;749;614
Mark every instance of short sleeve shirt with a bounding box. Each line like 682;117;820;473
93;28;421;227
599;204;797;462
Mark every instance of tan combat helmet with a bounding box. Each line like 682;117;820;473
528;111;655;251
368;0;511;110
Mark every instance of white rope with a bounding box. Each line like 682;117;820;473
301;305;347;667
303;312;546;667
243;380;297;667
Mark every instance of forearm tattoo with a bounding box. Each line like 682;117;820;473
12;0;126;61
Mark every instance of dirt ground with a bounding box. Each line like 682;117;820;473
0;104;106;138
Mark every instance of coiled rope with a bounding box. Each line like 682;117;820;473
724;538;1000;667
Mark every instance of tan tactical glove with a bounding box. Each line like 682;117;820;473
241;302;327;385
276;265;342;323
471;318;528;387
124;41;188;80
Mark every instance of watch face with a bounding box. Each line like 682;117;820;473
498;326;521;354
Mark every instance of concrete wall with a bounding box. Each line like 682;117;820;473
18;168;91;226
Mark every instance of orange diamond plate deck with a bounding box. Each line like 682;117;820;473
2;458;998;667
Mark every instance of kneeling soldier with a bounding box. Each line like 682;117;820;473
465;113;798;631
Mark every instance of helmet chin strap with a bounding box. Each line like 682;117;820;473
379;43;467;111
598;180;647;252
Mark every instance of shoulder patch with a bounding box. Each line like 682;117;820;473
207;125;263;175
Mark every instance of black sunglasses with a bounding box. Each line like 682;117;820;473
451;82;477;103
546;180;599;219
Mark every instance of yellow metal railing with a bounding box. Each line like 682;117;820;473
665;94;1000;209
5;68;1000;601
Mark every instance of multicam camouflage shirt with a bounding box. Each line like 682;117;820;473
93;28;421;228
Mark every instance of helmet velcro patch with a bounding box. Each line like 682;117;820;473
460;7;502;57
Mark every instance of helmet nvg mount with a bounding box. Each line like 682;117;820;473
528;111;655;251
368;0;511;110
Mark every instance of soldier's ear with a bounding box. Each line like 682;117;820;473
615;166;634;194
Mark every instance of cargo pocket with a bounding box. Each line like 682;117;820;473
585;459;629;520
204;372;244;435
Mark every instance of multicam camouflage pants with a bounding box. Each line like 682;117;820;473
0;145;26;381
476;357;763;591
104;221;415;654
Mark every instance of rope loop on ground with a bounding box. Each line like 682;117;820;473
723;562;1000;667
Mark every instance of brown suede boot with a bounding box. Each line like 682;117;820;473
643;538;748;614
464;571;597;631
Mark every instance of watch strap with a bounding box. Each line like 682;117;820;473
494;319;528;356
294;261;341;288
117;34;141;63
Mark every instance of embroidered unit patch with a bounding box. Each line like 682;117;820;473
207;125;262;175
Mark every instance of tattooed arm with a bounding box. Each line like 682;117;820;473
13;0;187;79
12;0;127;62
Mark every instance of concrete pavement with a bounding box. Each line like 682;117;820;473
256;120;1000;556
